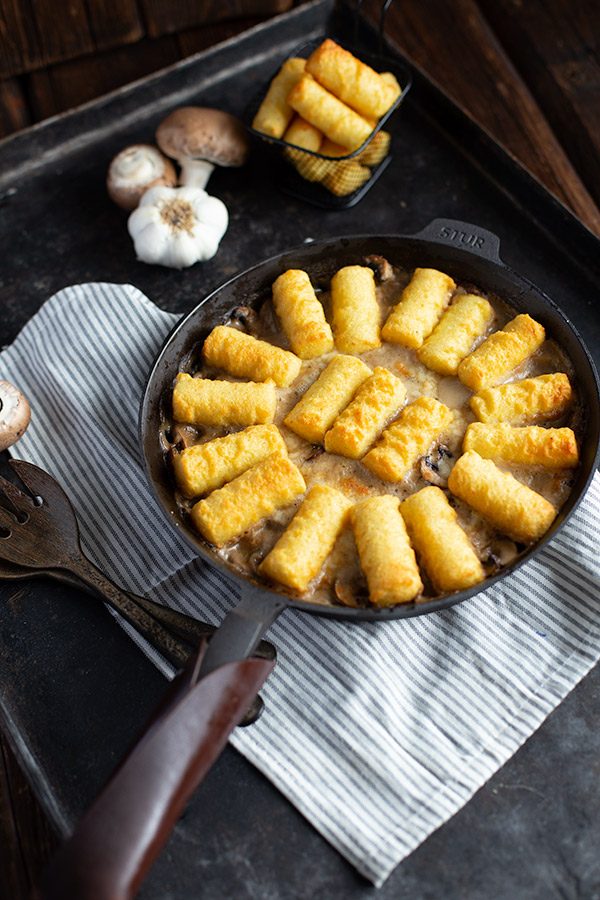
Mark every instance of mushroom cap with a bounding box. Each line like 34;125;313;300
0;381;31;452
107;144;176;211
156;107;250;168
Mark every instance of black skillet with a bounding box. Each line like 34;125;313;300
40;219;600;900
140;217;600;676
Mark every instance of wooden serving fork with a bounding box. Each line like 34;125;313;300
0;459;275;675
0;461;279;898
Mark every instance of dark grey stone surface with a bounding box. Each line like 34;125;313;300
1;2;599;897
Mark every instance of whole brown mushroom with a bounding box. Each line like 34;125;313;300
156;107;250;189
0;381;30;452
107;145;177;211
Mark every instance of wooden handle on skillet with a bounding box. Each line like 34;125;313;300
38;646;275;900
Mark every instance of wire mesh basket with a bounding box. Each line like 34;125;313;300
243;2;412;209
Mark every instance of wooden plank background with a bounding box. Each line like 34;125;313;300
366;0;600;233
0;0;598;234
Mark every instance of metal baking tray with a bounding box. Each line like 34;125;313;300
1;1;599;897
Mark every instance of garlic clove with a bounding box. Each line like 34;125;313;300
138;184;177;208
192;230;220;261
194;197;228;237
177;185;208;204
165;232;205;269
131;219;170;264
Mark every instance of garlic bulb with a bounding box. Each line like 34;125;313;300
127;185;228;269
107;145;176;211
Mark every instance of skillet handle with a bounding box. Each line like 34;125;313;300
199;590;284;677
410;218;503;264
38;649;275;900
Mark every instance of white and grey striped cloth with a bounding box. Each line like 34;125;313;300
2;283;600;887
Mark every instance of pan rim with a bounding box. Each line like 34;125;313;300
139;232;600;622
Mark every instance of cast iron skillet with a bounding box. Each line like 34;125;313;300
42;219;600;900
140;217;600;674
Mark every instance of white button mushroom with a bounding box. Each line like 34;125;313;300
0;381;31;451
156;107;250;189
107;144;177;211
127;185;228;269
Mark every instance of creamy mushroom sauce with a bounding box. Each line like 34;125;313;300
166;261;581;608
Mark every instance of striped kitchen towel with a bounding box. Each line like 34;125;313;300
2;283;600;887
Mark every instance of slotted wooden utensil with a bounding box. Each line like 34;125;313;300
0;459;275;669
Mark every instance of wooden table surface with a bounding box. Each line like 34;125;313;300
0;0;599;896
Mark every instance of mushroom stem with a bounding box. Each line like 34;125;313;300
180;159;215;189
